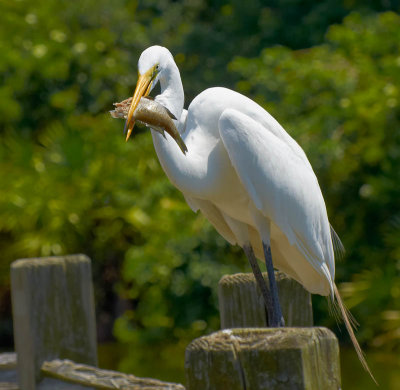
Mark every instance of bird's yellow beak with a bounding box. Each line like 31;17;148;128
124;68;154;141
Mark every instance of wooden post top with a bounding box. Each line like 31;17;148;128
187;327;337;352
11;254;90;268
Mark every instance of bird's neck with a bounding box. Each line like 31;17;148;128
151;61;203;195
155;62;184;121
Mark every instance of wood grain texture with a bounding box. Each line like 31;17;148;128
185;327;340;390
11;255;97;390
41;359;185;390
218;271;313;328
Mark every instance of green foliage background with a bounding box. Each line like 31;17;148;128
1;0;400;387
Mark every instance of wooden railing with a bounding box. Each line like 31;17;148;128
0;255;341;389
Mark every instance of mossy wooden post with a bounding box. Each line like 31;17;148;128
185;328;341;390
218;271;313;328
10;255;97;390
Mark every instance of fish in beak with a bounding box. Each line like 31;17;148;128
111;96;187;155
124;67;155;141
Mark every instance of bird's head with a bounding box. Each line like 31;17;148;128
124;46;174;141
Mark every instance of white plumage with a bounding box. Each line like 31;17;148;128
123;45;374;379
179;88;335;297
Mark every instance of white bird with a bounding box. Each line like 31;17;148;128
124;45;374;380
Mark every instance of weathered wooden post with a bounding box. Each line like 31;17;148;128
10;255;97;390
185;272;341;389
185;327;340;390
218;271;313;328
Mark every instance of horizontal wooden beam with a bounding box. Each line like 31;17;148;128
41;359;185;390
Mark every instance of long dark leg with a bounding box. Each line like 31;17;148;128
263;242;285;327
243;245;276;327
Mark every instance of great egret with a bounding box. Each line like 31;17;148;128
123;45;374;379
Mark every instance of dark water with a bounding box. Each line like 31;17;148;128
98;341;400;389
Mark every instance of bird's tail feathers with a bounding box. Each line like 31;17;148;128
333;283;377;385
328;294;346;327
329;288;359;330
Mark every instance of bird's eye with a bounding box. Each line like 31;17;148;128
156;64;160;70
151;65;159;80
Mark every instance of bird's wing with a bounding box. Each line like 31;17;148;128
183;194;237;245
218;108;335;294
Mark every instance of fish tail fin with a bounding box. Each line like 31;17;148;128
177;135;188;155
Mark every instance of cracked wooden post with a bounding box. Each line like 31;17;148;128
10;255;97;390
218;271;313;328
185;328;341;390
